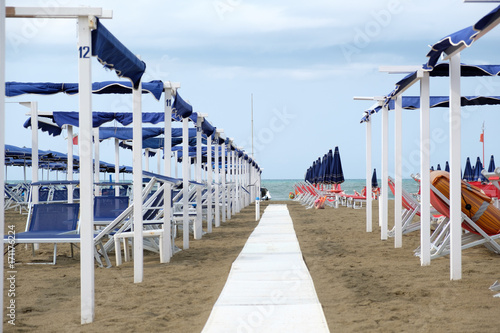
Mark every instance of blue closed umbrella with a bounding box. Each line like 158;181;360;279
473;157;486;182
371;168;378;188
325;149;333;184
463;157;474;181
436;164;441;171
430;166;435;171
331;146;344;184
488;155;496;172
445;161;450;172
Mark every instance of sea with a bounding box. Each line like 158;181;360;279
261;179;421;201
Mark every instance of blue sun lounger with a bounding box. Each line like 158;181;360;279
4;202;111;267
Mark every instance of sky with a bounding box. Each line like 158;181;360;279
4;0;500;180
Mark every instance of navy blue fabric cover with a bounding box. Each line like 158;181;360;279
52;111;165;128
331;146;344;184
463;157;474;182
99;127;164;140
488;155;496;173
23;117;62;136
7;81;163;100
371;169;378;188
172;92;193;119
91;18;146;89
424;5;500;70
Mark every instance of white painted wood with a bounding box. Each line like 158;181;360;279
365;117;372;232
77;14;95;324
133;80;144;283
221;138;226;222
30;102;39;203
207;130;213;233
195;116;203;240
67;125;73;203
182;117;190;249
449;53;462;280
395;96;403;248
0;3;5;330
114;138;119;196
381;105;389;240
162;88;173;262
420;72;431;265
214;132;221;227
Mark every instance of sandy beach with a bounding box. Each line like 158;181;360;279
3;200;500;332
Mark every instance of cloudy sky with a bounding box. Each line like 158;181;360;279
4;0;500;180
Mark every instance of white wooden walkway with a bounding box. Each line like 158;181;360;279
202;204;330;333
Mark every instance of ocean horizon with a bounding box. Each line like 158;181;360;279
261;179;420;201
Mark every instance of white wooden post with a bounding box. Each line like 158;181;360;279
182;117;190;249
78;14;95;324
93;127;100;193
30;101;39;203
207;131;213;233
420;71;431;265
0;3;5;330
133;79;143;283
114;138;119;196
67;124;74;203
194;115;203;239
365;116;372;232
381;105;389;240
449;53;462;280
162;87;173;262
394;96;402;248
221;137;226;222
214;131;221;227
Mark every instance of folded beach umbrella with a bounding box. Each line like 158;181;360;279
473;157;486;182
463;157;474;182
437;164;441;171
488;155;496;172
430;166;435;171
331;146;344;184
445;161;450;172
371;168;378;188
324;149;333;184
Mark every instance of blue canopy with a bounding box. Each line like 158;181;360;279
325;149;333;184
371;168;378;188
172;92;193;119
7;80;164;100
361;95;500;123
99;127;165;141
23;117;62;137
463;157;474;182
331;146;344;184
424;5;500;70
91;18;146;89
52;111;165;128
488;155;496;172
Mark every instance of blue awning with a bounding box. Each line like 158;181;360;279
385;63;500;107
52;111;165;128
91;18;146;89
361;95;500;123
424;5;500;70
99;127;165;141
6;81;163;100
172;92;193;119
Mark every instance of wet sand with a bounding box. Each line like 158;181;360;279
3;200;500;332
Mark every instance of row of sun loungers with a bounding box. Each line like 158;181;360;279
4;171;251;267
292;181;369;209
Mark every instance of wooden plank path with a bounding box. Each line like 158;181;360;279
202;204;330;333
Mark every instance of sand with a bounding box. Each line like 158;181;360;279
2;200;500;332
